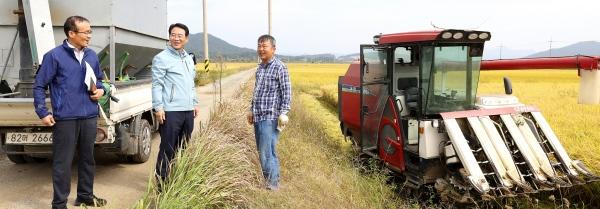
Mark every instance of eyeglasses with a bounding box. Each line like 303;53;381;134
170;33;186;39
74;30;93;35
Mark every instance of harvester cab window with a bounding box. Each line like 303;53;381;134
359;45;390;150
361;47;388;82
395;47;412;65
393;47;419;116
393;47;419;90
423;45;480;114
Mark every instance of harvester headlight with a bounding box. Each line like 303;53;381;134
441;32;452;39
453;32;464;39
479;33;489;39
468;33;478;40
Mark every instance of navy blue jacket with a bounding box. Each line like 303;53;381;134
33;40;104;121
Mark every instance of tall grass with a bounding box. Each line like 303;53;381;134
134;83;260;209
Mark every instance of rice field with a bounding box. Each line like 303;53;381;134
194;62;256;86
288;63;347;109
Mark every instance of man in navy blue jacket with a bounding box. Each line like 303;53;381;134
33;16;107;209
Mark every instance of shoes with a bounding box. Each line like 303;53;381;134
74;195;107;207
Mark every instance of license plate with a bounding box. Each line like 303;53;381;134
5;132;53;144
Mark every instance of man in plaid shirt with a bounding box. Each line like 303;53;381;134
247;34;291;190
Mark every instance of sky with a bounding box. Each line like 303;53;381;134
168;0;600;57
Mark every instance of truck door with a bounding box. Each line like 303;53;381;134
360;45;390;151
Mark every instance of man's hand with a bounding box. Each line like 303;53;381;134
246;111;254;124
41;115;56;126
90;88;104;101
278;114;289;126
277;114;289;131
193;106;200;118
155;110;166;124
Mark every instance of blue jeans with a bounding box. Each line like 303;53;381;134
254;119;280;187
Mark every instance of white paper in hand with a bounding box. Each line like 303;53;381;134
84;61;97;91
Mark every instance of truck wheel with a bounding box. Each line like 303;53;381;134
131;119;151;163
5;145;27;164
24;156;47;163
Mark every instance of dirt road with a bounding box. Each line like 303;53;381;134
0;68;256;209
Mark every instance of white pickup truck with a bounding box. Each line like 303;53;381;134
0;0;170;163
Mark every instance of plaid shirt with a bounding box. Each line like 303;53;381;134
251;57;292;122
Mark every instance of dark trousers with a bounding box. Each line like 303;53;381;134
155;111;194;181
51;117;97;209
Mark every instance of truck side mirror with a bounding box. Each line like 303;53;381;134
503;77;512;95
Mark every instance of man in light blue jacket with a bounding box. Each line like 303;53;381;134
151;23;199;182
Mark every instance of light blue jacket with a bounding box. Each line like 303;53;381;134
151;46;198;112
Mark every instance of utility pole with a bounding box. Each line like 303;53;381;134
548;37;553;57
268;0;272;35
498;44;503;59
203;0;209;72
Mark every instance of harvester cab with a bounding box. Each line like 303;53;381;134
338;29;598;202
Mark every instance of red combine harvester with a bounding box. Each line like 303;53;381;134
338;29;599;202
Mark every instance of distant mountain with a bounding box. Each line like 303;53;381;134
186;33;256;61
525;41;600;58
336;53;359;62
186;33;338;62
279;53;336;63
483;47;536;60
